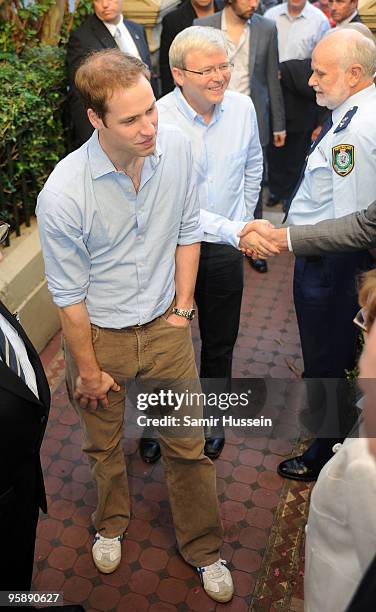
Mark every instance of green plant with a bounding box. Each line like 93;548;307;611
0;46;66;228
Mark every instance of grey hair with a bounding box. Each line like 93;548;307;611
169;25;228;71
325;28;376;78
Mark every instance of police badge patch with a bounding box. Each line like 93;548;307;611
332;144;354;176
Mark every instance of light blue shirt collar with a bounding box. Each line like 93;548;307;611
173;86;224;127
88;129;162;180
280;0;309;18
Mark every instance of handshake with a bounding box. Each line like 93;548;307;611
238;219;288;260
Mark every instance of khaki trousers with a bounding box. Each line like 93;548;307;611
64;308;224;567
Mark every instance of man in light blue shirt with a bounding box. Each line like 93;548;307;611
264;0;330;62
36;49;233;603
157;26;265;460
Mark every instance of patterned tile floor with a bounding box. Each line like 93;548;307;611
33;239;312;611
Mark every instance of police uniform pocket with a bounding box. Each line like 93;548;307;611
307;148;332;207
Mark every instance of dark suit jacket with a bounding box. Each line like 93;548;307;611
66;14;156;148
279;58;325;134
194;11;285;146
289;200;376;255
0;302;50;512
159;0;223;96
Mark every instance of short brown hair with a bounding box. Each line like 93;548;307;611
75;49;151;121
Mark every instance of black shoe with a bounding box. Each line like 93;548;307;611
204;437;225;460
277;456;319;482
249;259;268;273
139;438;161;463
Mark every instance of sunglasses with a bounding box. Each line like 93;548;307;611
0;221;10;245
353;307;367;333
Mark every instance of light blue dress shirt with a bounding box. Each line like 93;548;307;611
36;126;202;328
157;88;263;248
289;85;376;227
264;1;330;62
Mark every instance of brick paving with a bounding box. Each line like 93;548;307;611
32;237;308;611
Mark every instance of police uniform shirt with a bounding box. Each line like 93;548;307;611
289;84;376;226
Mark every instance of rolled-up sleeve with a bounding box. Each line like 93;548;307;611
177;143;203;245
36;189;91;307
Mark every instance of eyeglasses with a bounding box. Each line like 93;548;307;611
353;307;367;332
0;221;10;245
181;62;234;78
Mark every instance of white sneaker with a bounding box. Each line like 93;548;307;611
197;559;234;602
92;532;123;574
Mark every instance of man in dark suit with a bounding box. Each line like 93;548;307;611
195;0;286;274
66;0;156;148
159;0;223;95
329;0;361;26
0;221;82;611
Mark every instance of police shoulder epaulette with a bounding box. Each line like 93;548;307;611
333;106;358;134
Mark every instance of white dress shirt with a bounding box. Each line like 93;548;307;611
288;85;376;227
103;18;140;58
264;1;330;61
221;11;251;97
0;312;39;398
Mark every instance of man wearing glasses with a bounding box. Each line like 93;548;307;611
0;223;83;611
156;26;265;461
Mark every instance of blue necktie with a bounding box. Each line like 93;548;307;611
283;115;333;222
0;325;26;382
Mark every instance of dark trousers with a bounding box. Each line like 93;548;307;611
293;251;373;469
0;464;39;590
267;131;311;200
195;242;244;381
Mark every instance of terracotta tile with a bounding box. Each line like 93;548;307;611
142;481;169;502
49;499;76;521
232;548;262;573
60;482;88;502
166;556;194;580
41;438;62;457
149;603;177;612
48;546;77;571
37;517;63;541
60;525;90;548
128;568;160;595
156;577;189;604
238;448;264;467
59;409;80;426
70;429;83;445
72;464;92;483
72;505;93;528
232;465;258;485
215;460;235;479
263;453;283;471
73;553;98;579
125;518;151;542
232;569;256;597
216;477;227;496
256;468;283;493
34;567;65;591
101;562;131;587
118;593;149;611
149;526;176;549
132;500;161;521
221;500;247;523
246;507;274;529
268;439;294;456
252;488;280;510
139;547;169;571
34;538;52;563
62;575;92;603
48;458;75;478
60;443;83;462
226;482;252;503
48;424;72;441
44;475;64;496
185;586;216;611
88;584;121;610
124;539;141;564
238;527;268;550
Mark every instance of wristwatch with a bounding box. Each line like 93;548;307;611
172;307;196;321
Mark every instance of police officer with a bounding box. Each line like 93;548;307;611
277;29;376;480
